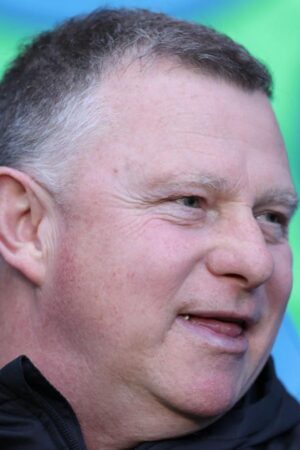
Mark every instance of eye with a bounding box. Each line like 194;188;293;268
175;196;202;208
255;210;289;239
157;194;207;224
257;211;287;226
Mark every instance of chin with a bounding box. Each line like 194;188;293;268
150;389;238;440
185;392;238;419
163;372;247;421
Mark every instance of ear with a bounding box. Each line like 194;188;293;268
0;167;55;286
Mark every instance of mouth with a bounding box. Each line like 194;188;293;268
177;311;254;353
179;314;247;338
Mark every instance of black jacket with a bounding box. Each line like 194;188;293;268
1;356;300;449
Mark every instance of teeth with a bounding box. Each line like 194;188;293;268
183;315;190;321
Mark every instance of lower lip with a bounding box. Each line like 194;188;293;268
177;316;249;354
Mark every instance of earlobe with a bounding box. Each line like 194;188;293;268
0;168;50;286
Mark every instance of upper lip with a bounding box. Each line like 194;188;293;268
178;310;259;330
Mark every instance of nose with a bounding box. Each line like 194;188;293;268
206;213;274;290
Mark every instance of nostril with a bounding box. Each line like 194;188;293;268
224;273;248;283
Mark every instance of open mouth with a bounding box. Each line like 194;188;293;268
179;314;248;338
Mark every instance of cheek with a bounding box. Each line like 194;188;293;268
90;218;199;300
266;245;293;318
46;221;199;351
249;245;293;367
118;223;202;304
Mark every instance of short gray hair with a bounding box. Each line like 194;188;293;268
0;8;272;196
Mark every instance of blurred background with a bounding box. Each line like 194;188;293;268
0;0;299;399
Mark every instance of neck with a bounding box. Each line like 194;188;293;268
29;343;209;450
42;357;213;450
0;267;39;368
0;269;213;449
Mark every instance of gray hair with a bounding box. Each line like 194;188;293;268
0;8;272;196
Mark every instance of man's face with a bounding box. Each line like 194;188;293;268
46;65;296;431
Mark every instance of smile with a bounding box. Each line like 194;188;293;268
177;313;251;354
181;315;246;338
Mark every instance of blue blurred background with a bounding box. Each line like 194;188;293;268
0;0;299;399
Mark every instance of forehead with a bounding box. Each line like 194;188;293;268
90;63;295;199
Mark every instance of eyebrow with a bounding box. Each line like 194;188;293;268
146;173;230;193
145;173;299;215
254;189;299;217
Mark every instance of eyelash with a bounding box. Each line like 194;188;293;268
256;211;288;224
255;211;290;237
174;196;204;208
160;196;290;237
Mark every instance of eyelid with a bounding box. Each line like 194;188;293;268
175;195;204;207
254;197;297;220
255;210;290;241
255;209;290;224
166;193;207;202
158;195;207;221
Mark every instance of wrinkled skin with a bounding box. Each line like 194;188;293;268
35;65;296;447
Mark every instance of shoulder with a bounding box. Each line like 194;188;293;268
0;357;56;449
260;421;300;449
0;356;86;450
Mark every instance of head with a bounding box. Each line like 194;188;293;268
0;8;298;450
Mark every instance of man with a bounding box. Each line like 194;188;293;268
0;7;299;450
